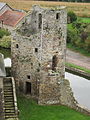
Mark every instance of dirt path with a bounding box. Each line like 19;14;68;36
66;49;90;70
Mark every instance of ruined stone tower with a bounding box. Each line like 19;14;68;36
11;5;73;105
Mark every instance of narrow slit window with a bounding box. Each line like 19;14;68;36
59;41;61;46
52;55;58;72
56;13;60;19
31;63;33;69
38;13;42;29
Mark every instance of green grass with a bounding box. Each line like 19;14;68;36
78;17;90;23
68;24;73;29
65;62;90;74
17;95;90;120
67;43;90;57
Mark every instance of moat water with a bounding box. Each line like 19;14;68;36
65;72;90;110
0;47;90;110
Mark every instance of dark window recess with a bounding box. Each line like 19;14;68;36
52;55;58;71
38;13;42;29
31;63;33;66
31;66;33;69
37;69;40;72
56;13;60;19
60;32;62;37
59;41;61;46
31;63;33;69
27;75;30;79
26;82;31;94
16;44;19;48
39;63;40;67
35;48;38;52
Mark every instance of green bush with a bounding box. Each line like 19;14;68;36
67;20;90;55
0;28;10;38
67;24;80;45
85;35;90;52
0;36;11;48
67;11;77;23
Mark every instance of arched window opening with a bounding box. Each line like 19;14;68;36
38;13;42;29
52;55;58;72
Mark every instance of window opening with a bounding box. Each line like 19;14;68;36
56;13;60;19
16;44;19;48
52;55;58;71
35;48;38;52
27;75;30;79
38;13;42;29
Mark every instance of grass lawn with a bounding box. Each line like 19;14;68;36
17;95;90;120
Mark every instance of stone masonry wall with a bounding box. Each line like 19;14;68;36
11;6;67;103
11;5;90;114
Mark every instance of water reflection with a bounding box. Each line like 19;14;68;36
65;72;90;110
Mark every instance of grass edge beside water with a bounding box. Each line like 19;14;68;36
65;62;90;74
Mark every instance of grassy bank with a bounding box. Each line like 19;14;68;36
65;62;90;74
17;95;90;120
79;17;90;23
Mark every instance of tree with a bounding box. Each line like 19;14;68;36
67;11;77;23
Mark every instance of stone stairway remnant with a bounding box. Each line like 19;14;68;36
3;77;18;120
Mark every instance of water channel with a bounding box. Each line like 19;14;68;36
0;47;90;110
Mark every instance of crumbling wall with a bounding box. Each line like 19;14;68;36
11;5;90;115
11;32;41;96
12;5;67;102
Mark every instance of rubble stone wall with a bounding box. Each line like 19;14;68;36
11;6;90;115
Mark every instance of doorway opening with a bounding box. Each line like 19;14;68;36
26;82;31;94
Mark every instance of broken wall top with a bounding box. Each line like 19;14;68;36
16;5;67;37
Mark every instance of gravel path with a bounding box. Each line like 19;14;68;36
66;49;90;70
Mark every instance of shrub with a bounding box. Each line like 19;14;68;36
0;36;11;48
85;35;90;52
0;28;10;38
67;24;80;45
67;11;77;23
